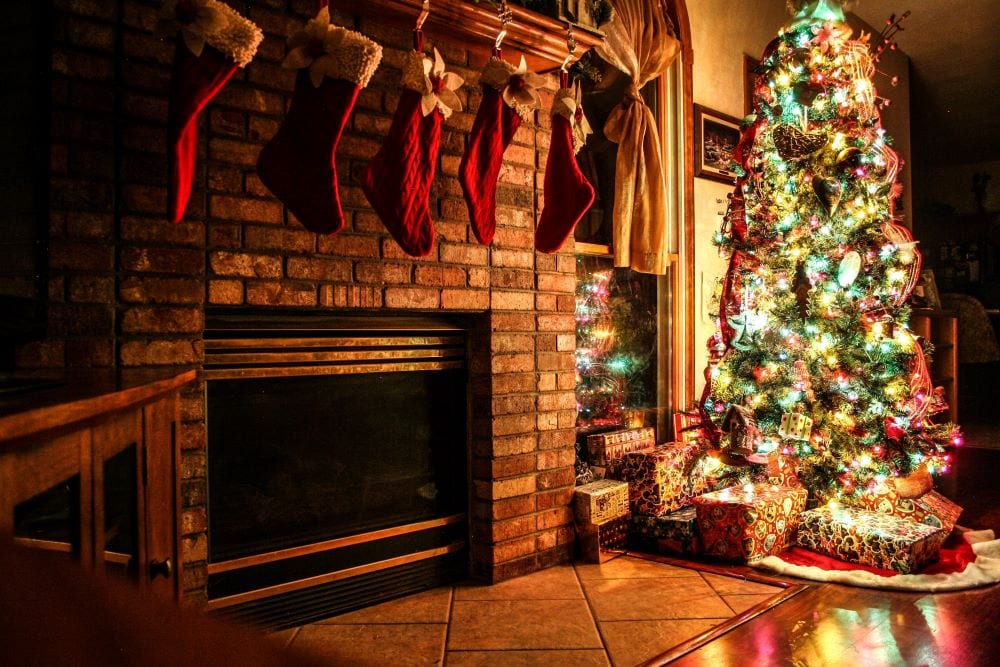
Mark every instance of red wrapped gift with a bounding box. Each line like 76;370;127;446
586;427;656;466
855;487;962;535
797;505;947;574
614;442;702;516
694;483;807;562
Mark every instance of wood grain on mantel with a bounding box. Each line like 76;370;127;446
337;0;604;72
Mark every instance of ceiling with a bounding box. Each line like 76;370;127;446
851;0;1000;166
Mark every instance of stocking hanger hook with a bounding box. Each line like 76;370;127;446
560;22;576;72
494;0;513;51
415;0;430;31
413;0;430;51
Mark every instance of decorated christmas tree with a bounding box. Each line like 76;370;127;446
701;0;962;504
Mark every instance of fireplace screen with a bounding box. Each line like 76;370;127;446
203;315;470;626
207;369;467;561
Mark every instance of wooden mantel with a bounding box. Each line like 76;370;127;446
337;0;604;72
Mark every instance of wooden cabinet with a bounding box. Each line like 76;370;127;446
909;309;958;423
0;369;194;599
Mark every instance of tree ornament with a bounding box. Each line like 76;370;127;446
773;124;827;159
793;261;811;320
720;405;766;464
159;0;262;223
837;250;862;287
812;176;843;215
361;46;462;256
779;411;814;440
792;80;825;106
257;7;382;234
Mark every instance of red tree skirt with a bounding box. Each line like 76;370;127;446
751;529;1000;591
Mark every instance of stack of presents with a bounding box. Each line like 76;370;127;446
573;412;962;574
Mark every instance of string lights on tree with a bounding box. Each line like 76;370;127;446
701;0;962;504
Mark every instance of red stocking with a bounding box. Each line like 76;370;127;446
162;0;261;224
535;84;594;253
256;7;382;234
362;46;463;256
460;54;543;246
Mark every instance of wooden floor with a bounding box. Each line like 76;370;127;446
663;446;1000;667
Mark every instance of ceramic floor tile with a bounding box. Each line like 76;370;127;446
291;623;446;666
445;649;611;666
721;593;778;614
599;618;724;667
574;555;701;580
582;575;733;621
454;564;583;601
448;599;602;650
701;572;783;596
317;587;453;624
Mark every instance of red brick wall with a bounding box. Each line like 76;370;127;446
18;0;578;601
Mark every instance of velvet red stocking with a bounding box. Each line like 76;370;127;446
535;86;594;253
163;1;261;224
258;74;361;235
460;54;541;246
256;8;381;234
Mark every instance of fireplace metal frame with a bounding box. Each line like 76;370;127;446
202;313;472;625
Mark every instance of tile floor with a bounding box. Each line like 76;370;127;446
270;555;784;666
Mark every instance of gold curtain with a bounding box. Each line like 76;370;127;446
596;0;680;274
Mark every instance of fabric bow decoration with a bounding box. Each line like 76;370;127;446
501;55;545;111
282;6;349;87
156;0;227;58
553;83;593;152
421;48;464;118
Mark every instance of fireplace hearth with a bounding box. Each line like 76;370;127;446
203;313;471;628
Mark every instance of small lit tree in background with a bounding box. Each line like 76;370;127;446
701;0;962;503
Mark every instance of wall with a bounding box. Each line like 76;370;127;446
686;1;913;394
17;0;579;601
915;159;1000;216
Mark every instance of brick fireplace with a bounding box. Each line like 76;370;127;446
18;0;580;604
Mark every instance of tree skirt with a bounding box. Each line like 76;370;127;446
751;529;1000;592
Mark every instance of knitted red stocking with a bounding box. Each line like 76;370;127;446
362;46;463;256
535;83;595;253
460;54;543;245
161;0;261;224
257;6;382;234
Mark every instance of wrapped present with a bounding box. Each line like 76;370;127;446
574;479;629;524
577;515;628;564
586;427;656;466
673;410;707;445
855;487;962;535
755;451;802;488
796;505;947;573
615;442;702;516
694;483;808;562
630;507;702;556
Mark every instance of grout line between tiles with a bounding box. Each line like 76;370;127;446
575;561;615;665
441;584;456;665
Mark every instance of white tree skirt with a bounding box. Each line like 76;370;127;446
751;530;1000;592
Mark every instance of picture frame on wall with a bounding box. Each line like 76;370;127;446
919;269;941;309
694;104;741;184
744;53;758;115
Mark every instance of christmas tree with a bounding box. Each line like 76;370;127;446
701;0;962;504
